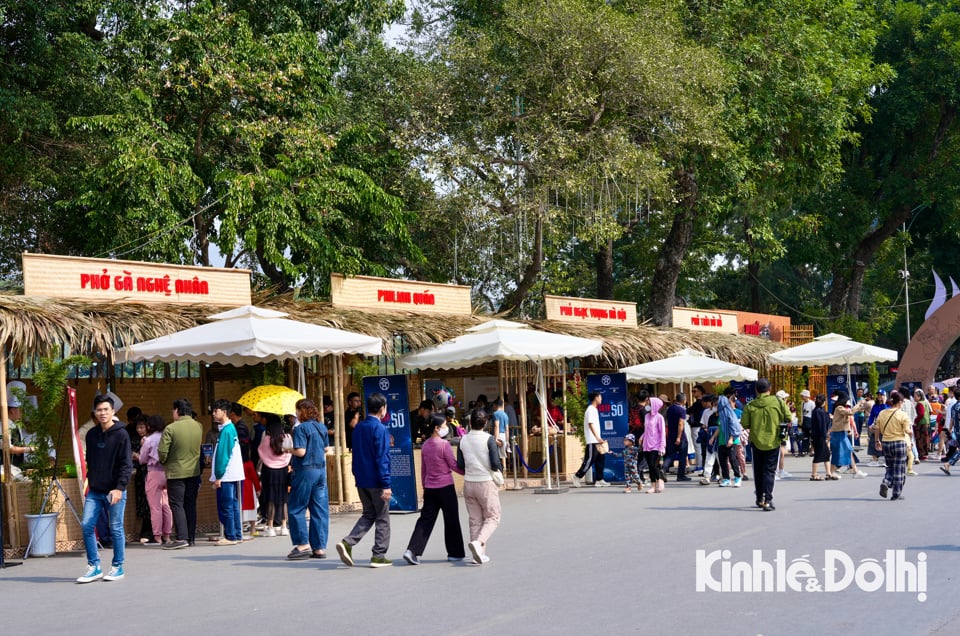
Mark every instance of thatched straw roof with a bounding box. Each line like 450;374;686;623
0;292;782;368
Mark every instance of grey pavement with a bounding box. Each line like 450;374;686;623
3;454;960;636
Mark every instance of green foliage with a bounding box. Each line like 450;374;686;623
16;355;90;513
868;363;880;396
565;377;588;445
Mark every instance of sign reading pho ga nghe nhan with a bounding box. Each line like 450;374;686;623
330;273;472;315
544;295;638;327
22;253;252;306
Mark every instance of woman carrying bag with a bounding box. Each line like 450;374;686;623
457;408;504;565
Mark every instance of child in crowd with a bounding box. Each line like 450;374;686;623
622;434;644;493
698;395;719;485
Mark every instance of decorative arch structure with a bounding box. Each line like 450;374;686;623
895;293;960;388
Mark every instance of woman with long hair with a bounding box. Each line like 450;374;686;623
139;415;173;545
403;412;466;565
810;395;833;480
258;416;292;537
285;399;330;560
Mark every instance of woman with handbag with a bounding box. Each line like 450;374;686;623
456;408;504;565
402;412;467;565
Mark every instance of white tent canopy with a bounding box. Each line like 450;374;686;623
767;333;898;367
118;305;382;365
619;348;758;383
398;319;603;370
399;319;603;491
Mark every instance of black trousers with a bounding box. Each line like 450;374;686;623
750;445;779;505
575;443;606;481
645;450;664;483
167;476;200;542
406;484;465;558
718;444;741;480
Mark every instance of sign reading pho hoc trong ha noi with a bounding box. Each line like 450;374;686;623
22;253;252;306
330;273;472;315
544;295;638;327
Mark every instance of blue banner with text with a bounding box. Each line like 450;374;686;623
362;374;417;512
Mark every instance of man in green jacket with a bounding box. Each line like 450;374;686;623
159;398;203;549
741;379;791;511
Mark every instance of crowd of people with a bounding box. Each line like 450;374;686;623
58;387;505;583
7;376;955;582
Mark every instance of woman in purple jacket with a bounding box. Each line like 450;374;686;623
402;413;467;565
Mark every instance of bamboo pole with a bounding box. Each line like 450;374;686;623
333;356;345;505
1;349;22;548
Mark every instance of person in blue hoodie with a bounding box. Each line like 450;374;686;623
336;392;392;568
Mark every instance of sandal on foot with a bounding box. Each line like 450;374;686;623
287;547;311;560
809;475;824;481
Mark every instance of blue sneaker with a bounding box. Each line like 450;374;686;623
733;477;742;488
77;565;103;584
103;565;124;581
719;479;731;487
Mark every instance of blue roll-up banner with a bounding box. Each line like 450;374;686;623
587;372;629;482
362;374;417;512
826;374;849;413
730;380;757;405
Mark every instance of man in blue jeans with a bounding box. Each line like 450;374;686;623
211;399;244;546
78;394;133;583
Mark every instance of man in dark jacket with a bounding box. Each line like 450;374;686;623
77;394;133;583
336;392;392;568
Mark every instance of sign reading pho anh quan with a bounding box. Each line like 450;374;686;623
544;295;637;327
671;307;739;335
22;253;252;306
330;273;472;315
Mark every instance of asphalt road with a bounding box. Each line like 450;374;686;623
2;455;958;636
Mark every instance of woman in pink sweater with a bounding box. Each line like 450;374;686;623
642;396;667;493
402;413;466;565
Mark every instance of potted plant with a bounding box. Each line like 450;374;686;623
15;355;89;555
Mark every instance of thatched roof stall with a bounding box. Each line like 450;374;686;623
0;293;783;368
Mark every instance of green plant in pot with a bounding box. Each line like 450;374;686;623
15;355;90;514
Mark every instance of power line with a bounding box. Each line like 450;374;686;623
95;197;224;259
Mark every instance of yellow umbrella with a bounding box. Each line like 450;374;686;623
237;385;304;416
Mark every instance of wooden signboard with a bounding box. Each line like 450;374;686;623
22;253;252;306
544;294;637;327
330;273;472;315
671;307;739;335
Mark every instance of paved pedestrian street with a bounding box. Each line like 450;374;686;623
3;456;957;636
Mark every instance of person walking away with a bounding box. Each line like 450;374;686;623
210;399;244;545
259;417;292;537
741;379;791;511
140;415;173;545
336;393;392;568
403;412;467;564
572;392;608;487
913;389;932;460
875;391;911;500
716;388;743;488
640;396;666;493
159;398;202;549
866;391;889;467
77;395;133;583
809;395;834;480
457;408;503;564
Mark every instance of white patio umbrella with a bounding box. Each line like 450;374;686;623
619;348;758;384
399;319;603;489
118;305;381;365
118;305;382;505
768;333;899;397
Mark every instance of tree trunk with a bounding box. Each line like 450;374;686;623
254;238;291;290
595;238;614;299
499;211;543;315
648;166;698;326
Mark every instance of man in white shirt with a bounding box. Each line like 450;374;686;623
572;392;608;487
